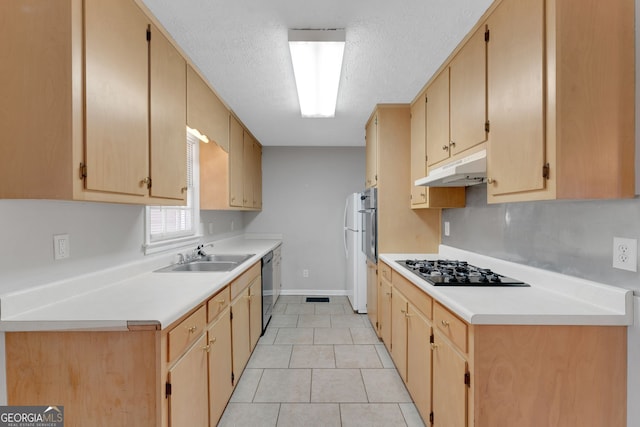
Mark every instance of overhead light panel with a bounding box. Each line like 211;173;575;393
288;29;345;118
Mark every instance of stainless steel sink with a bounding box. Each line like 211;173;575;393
154;254;255;273
201;254;254;263
176;261;240;272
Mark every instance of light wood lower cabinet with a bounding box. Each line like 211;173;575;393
4;262;266;427
378;277;392;353
390;289;408;382
249;276;263;351
406;305;432;423
207;307;233;426
168;334;209;427
230;262;262;381
366;261;378;333
378;262;627;427
432;330;467;427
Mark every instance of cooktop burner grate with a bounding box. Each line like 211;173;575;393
397;259;529;287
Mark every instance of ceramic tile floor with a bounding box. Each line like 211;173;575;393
217;295;426;427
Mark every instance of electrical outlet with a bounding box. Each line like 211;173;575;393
444;221;450;237
53;234;70;260
613;237;637;272
303;269;309;278
208;222;214;235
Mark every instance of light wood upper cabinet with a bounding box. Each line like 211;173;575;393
426;70;450;168
486;0;635;202
450;25;488;155
0;0;187;205
243;132;255;208
229;115;245;207
365;116;378;188
410;94;465;209
426;26;487;172
410;94;428;206
486;0;545;199
84;0;150;197
199;115;263;211
186;65;230;151
253;142;263;209
149;24;187;200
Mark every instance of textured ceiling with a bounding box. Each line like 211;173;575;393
142;0;494;147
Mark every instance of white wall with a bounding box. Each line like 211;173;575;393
244;146;365;295
0;200;244;295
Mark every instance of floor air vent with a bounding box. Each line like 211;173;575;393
306;297;330;303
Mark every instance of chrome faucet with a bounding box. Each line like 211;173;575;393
193;242;215;259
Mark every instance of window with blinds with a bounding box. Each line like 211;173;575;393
144;133;201;253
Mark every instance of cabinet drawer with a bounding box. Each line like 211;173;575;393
380;262;393;282
393;272;432;320
168;306;206;362
231;262;261;300
208;286;231;323
434;302;468;353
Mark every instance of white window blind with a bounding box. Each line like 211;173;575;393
144;133;200;253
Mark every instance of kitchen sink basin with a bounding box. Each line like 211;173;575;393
168;261;238;272
154;254;255;273
201;254;254;263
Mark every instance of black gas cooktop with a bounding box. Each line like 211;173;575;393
397;259;529;287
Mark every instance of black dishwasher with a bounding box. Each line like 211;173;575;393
261;251;274;334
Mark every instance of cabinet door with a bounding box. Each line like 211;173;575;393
366;262;378;333
84;0;149;196
149;24;187;201
450;25;487;155
229;116;244;207
365;116;377;187
391;290;408;382
252;141;262;208
487;0;545;196
410;95;427;206
167;335;208;427
426;70;451;168
242;131;254;208
249;277;263;351
433;332;467;427
208;308;233;426
379;278;392;352
186;65;230;151
231;290;251;379
407;307;432;424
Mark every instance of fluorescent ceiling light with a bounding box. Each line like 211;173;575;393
288;29;345;118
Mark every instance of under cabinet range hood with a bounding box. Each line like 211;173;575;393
415;149;487;187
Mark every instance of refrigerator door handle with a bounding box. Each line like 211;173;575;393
343;198;349;258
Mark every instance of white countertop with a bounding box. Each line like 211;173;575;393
0;235;282;332
381;246;633;326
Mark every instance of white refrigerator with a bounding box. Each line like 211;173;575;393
343;192;367;313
